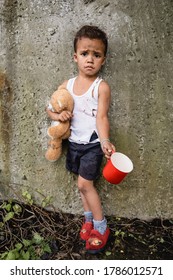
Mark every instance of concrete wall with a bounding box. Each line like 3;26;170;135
0;0;173;219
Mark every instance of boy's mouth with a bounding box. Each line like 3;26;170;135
85;66;94;70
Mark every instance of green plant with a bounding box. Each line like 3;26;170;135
36;189;53;208
0;197;53;260
22;190;34;205
0;200;22;223
0;232;51;260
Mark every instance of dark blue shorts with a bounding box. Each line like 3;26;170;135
66;141;103;181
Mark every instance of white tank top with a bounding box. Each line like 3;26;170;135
66;77;102;144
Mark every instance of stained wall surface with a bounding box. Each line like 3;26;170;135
0;0;173;219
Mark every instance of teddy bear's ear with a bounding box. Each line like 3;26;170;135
58;84;66;90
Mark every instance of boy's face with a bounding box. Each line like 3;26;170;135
74;37;106;77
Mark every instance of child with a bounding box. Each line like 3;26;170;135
46;25;115;253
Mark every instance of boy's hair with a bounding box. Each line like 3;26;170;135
74;25;108;56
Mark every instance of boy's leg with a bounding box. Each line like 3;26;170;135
78;177;95;241
80;192;90;212
78;175;109;251
78;175;103;221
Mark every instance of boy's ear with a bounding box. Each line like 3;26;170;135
73;53;77;62
102;57;106;65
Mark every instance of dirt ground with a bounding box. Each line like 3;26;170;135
0;200;173;260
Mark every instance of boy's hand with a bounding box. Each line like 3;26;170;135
101;140;116;159
58;111;73;122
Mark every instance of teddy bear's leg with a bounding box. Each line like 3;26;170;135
45;139;62;162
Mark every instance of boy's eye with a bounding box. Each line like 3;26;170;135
95;53;101;58
81;52;88;56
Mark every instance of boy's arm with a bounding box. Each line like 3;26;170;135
45;106;59;121
45;106;72;122
96;81;115;158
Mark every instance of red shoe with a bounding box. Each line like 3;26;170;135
86;228;110;254
80;222;93;241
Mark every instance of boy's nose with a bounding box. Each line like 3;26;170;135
87;55;94;63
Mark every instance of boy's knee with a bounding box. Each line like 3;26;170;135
78;183;87;194
77;176;93;194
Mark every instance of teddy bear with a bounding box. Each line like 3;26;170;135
45;84;74;162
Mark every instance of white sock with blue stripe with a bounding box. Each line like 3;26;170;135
84;211;93;223
93;217;107;235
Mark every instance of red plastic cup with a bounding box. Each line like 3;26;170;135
103;152;133;184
